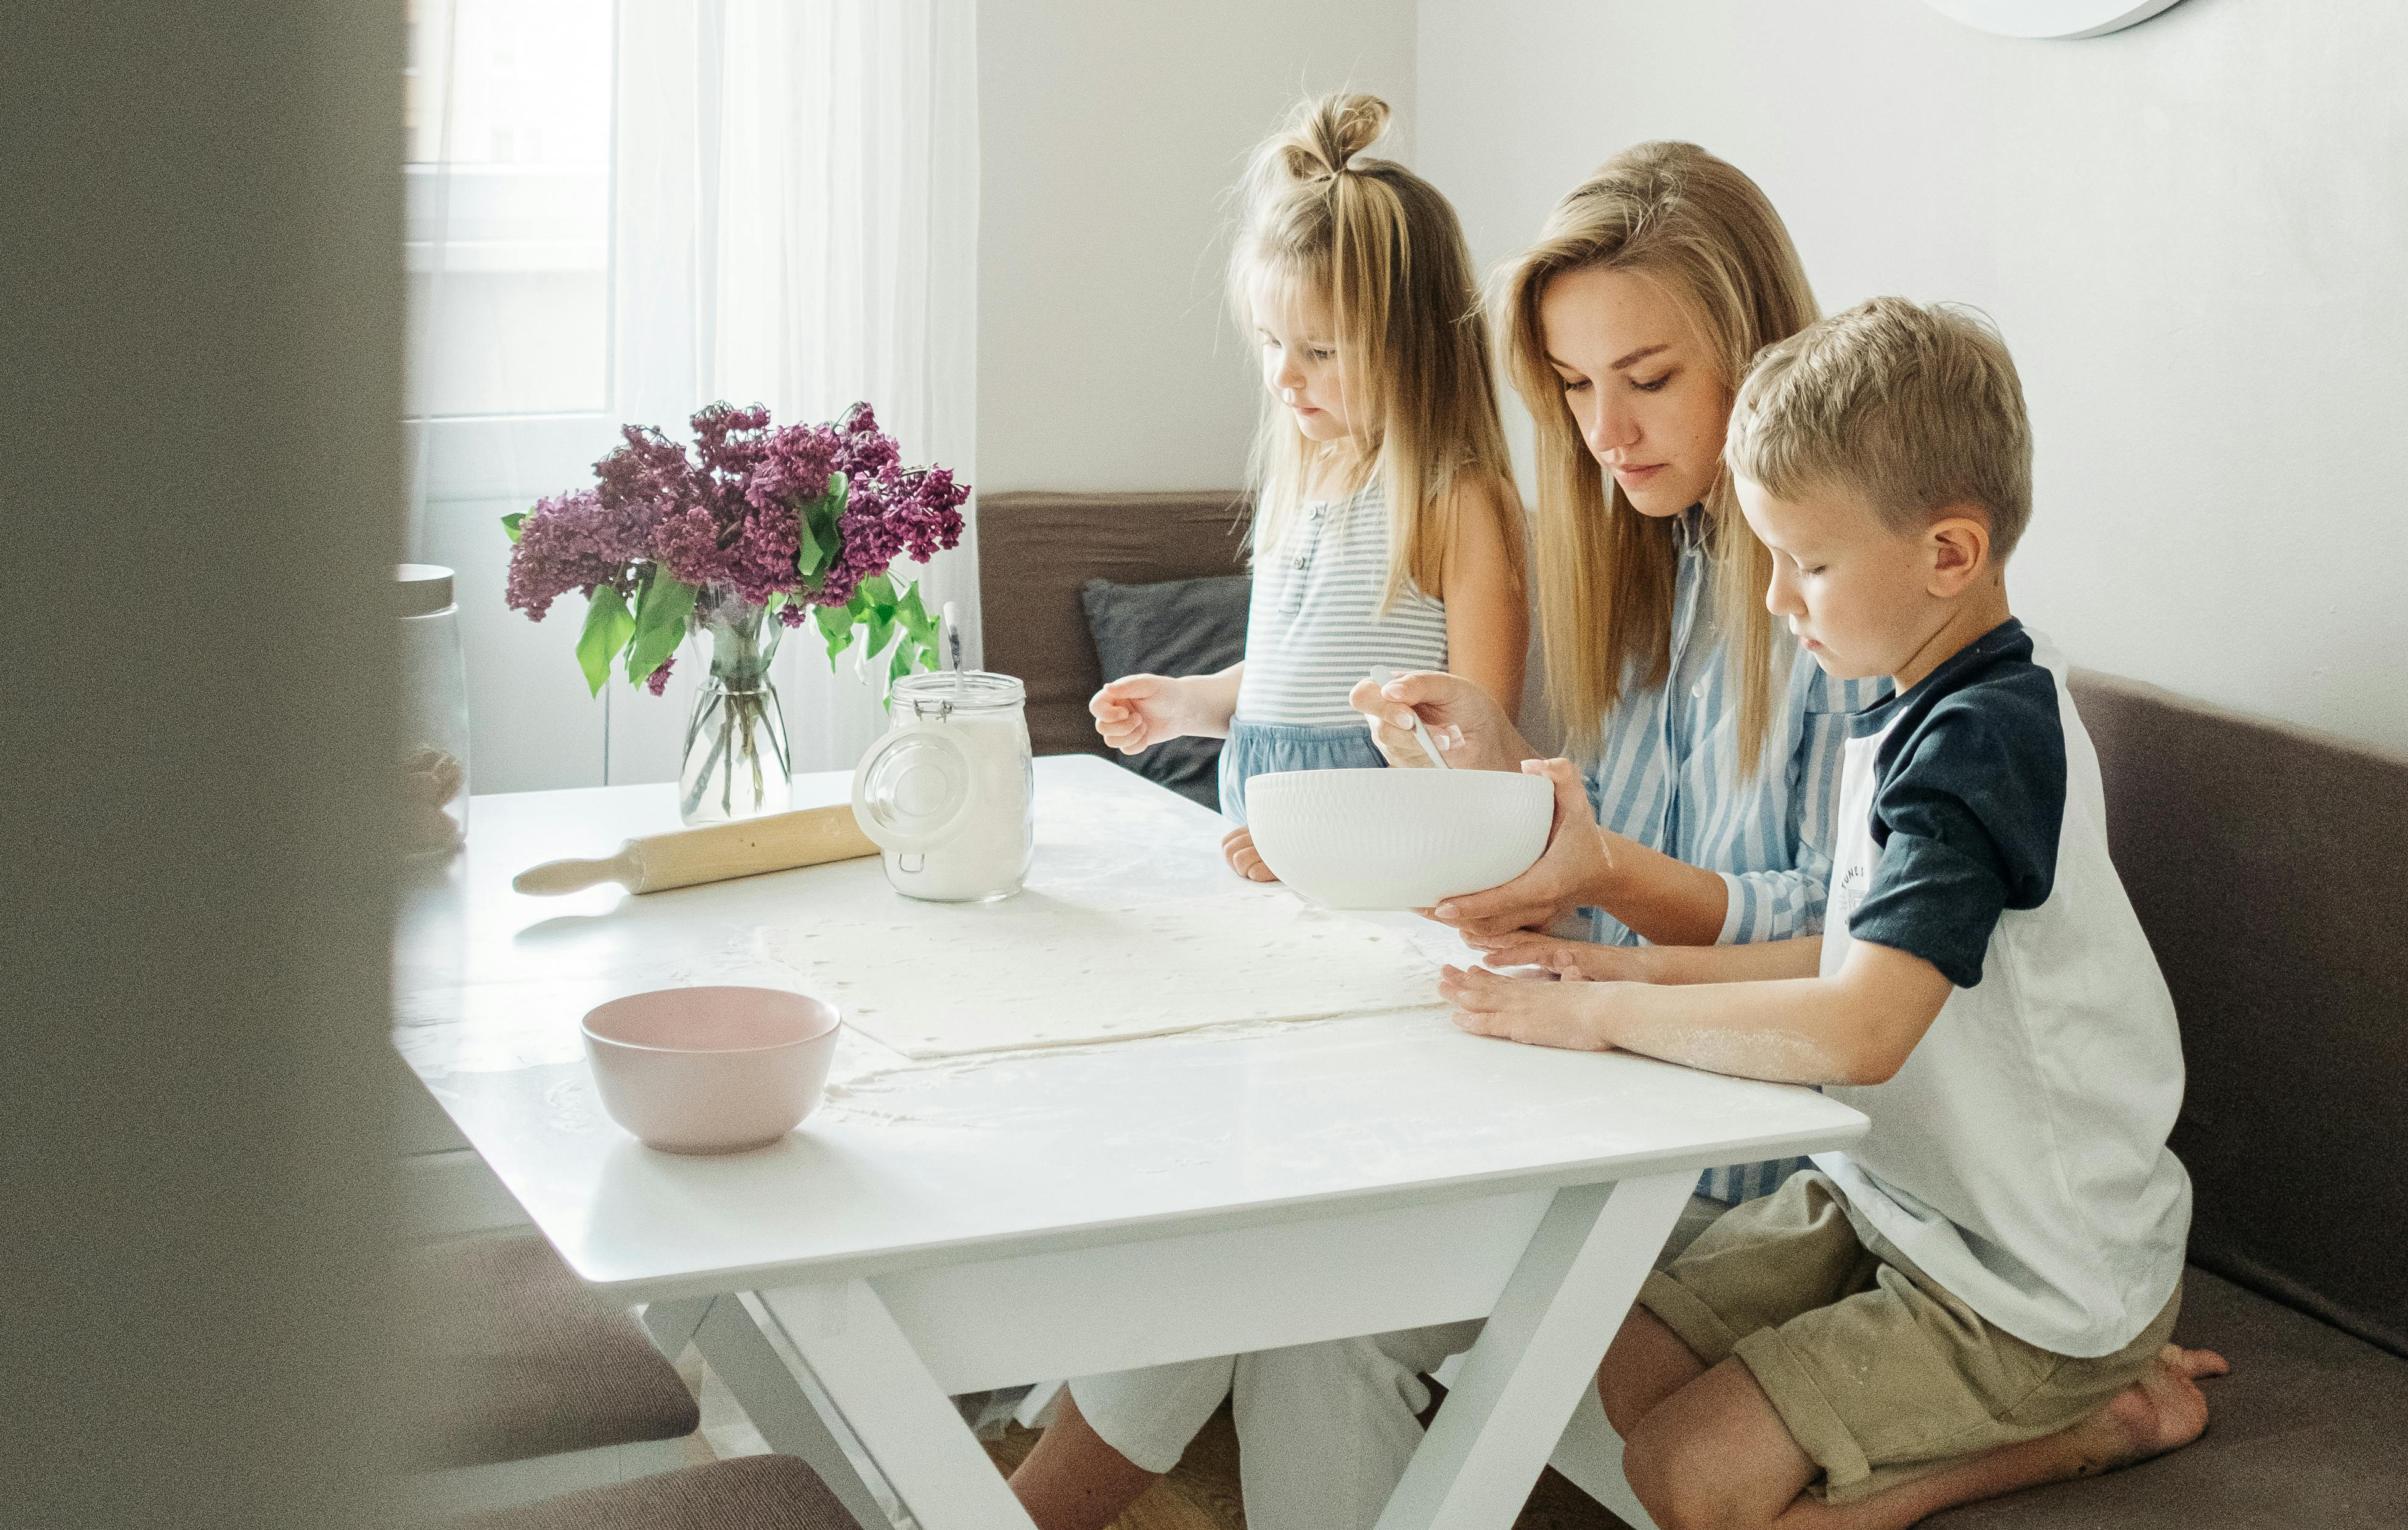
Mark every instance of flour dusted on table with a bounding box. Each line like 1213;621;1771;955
761;889;1440;1059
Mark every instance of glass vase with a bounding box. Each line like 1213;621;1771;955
679;587;792;826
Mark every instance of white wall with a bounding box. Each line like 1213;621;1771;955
977;2;1417;494
1414;0;2408;754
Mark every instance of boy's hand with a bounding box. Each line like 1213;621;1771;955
1426;759;1611;939
1345;671;1522;773
1470;930;1641;982
1222;825;1277;883
1439;963;1618;1051
1091;674;1202;754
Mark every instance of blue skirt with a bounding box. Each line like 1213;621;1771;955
1218;717;1387;824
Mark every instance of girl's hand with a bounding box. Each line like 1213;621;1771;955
1222;825;1277;883
1469;930;1642;983
1090;675;1206;754
1345;671;1526;773
1425;758;1612;939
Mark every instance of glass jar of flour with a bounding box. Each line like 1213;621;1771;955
850;672;1035;902
395;563;470;860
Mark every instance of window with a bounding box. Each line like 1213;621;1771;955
404;0;613;417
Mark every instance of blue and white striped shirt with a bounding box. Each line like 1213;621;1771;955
1580;509;1885;1203
1236;482;1451;727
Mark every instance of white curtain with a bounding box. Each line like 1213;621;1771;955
409;0;980;788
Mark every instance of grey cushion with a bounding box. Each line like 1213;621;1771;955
1081;574;1251;810
976;491;1249;757
454;1455;853;1529
1924;1267;2408;1528
2068;670;2408;1357
407;1233;699;1470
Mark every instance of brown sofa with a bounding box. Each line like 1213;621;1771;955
977;489;1250;759
1924;675;2408;1528
979;492;2408;1526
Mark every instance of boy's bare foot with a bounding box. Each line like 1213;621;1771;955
2064;1344;2230;1477
1439;963;1616;1050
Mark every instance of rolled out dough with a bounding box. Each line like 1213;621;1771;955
761;888;1440;1059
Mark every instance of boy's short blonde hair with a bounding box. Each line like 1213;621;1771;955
1727;296;2033;559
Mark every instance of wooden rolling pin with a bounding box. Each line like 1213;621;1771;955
512;804;878;896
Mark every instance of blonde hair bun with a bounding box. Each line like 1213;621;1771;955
1267;92;1391;183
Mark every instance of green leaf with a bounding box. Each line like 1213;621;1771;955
893;581;938;655
888;639;915;684
793;514;826;583
797;472;846;588
501;511;528;543
852;583;897;662
575;585;635;697
812;603;855;662
624;567;696;686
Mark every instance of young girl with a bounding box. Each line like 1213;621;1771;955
1088;91;1526;882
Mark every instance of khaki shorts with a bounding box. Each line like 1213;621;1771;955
1636;1170;2179;1504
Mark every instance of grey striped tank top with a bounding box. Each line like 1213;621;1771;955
1233;482;1450;727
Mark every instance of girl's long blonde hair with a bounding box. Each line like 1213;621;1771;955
1231;93;1522;611
1496;142;1817;768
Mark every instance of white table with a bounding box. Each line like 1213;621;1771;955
396;755;1865;1530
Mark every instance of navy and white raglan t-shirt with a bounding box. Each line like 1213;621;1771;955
1812;619;2193;1359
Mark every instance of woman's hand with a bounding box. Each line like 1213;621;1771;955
1425;757;1613;939
1345;671;1528;773
1091;675;1213;754
1467;929;1645;982
1222;825;1277;883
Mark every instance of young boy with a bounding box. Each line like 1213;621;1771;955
1445;296;2226;1529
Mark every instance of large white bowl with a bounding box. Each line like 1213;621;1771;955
1243;768;1554;910
581;987;840;1154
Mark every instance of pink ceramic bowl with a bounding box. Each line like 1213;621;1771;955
581;987;841;1154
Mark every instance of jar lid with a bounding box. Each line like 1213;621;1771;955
852;726;978;853
891;670;1023;716
395;563;456;617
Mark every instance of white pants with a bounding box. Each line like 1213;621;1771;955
1067;1320;1482;1530
1067;1193;1730;1530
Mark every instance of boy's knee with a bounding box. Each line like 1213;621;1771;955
1596;1362;1645;1439
1621;1419;1755;1530
1597;1306;1706;1438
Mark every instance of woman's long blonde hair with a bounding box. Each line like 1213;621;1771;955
1231;93;1522;612
1496;142;1817;768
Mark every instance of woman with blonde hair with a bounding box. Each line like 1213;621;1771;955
1364;140;1882;1102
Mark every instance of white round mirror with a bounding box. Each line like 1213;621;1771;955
1922;0;2187;38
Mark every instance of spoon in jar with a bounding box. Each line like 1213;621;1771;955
1367;667;1451;770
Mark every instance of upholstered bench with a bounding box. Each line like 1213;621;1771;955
1920;674;2408;1528
408;1233;702;1510
453;1455;854;1529
975;491;2408;1528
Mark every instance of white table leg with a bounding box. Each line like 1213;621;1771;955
764;1277;1040;1530
1374;1169;1692;1530
690;1293;903;1530
637;1295;713;1359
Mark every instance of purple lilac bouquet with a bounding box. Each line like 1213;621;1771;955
503;401;969;697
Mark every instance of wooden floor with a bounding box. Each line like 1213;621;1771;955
980;1404;1636;1530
